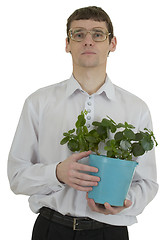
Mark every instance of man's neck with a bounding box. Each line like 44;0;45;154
73;66;107;95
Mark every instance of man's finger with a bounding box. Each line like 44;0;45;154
71;184;93;192
74;171;100;182
72;151;92;162
75;162;99;173
87;193;132;215
124;199;132;208
70;176;98;187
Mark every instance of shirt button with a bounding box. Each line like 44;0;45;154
87;102;92;106
87;124;91;128
87;116;91;120
87;109;91;113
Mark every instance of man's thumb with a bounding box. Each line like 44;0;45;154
72;151;92;162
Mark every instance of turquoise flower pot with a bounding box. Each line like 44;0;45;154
88;154;138;206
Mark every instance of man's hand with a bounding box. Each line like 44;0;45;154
56;151;100;192
86;193;132;215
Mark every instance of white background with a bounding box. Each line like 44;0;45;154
0;0;166;239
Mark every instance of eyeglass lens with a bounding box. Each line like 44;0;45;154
70;28;109;42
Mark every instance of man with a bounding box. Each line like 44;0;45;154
8;6;158;240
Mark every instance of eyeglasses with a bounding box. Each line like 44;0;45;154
68;27;111;42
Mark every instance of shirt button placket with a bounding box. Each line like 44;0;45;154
85;96;94;129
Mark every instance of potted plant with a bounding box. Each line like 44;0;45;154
60;110;158;206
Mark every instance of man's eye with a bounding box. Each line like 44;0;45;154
74;32;84;38
95;33;102;37
93;32;103;38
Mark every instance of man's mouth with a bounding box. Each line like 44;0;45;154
81;51;96;55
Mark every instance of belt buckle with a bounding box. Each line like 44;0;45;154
73;218;81;231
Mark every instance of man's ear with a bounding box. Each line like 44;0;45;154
65;38;71;53
109;36;117;52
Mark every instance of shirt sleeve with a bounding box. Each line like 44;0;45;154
119;102;159;216
7;97;65;196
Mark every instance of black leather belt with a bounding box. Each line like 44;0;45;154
40;207;111;231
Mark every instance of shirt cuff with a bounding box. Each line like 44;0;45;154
47;162;66;192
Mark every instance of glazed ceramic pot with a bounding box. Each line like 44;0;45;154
88;154;138;206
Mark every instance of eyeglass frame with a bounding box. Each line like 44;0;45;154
68;27;111;42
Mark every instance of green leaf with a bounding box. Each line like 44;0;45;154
126;154;132;161
76;127;82;135
132;143;145;156
67;139;79;152
89;142;99;153
106;116;116;125
83;109;88;115
75;114;86;128
97;126;107;139
68;129;75;134
92;121;101;126
85;136;99;144
114;131;124;141
123;129;135;140
89;129;99;138
125;122;135;129
120;140;131;151
101;118;111;127
141;138;154;151
83;126;88;134
107;150;115;158
117;123;125;128
115;149;123;158
106;139;116;147
144;128;158;146
104;146;112;151
63;132;69;137
135;132;143;141
109;124;117;133
100;118;117;133
78;135;89;151
60;136;69;145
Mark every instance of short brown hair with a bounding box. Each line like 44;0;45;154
67;6;114;43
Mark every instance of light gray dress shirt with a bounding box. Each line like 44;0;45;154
8;74;158;226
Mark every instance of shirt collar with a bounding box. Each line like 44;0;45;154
96;75;116;101
66;75;82;97
66;74;116;101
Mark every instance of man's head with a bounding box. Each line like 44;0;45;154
67;6;114;44
66;6;117;70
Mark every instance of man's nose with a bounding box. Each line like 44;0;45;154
83;32;94;46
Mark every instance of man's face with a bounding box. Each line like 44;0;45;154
66;20;117;69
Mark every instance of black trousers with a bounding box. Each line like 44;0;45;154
32;214;129;240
